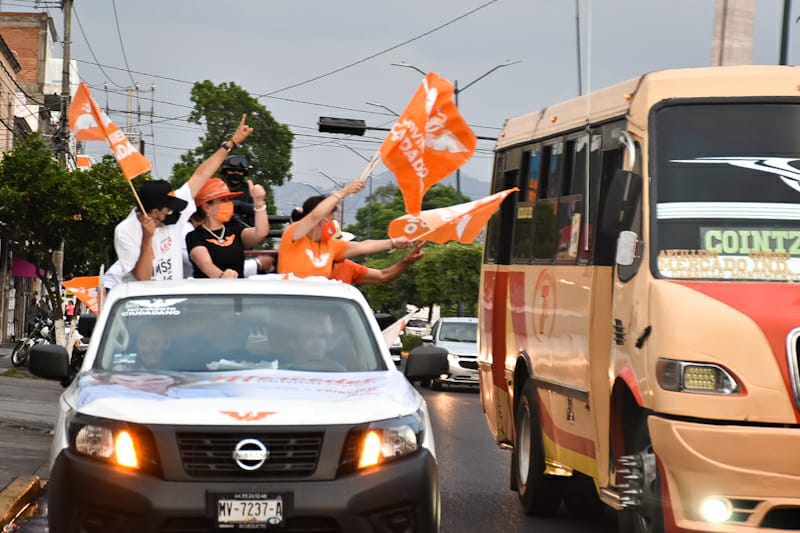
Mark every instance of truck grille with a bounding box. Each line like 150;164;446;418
176;431;323;478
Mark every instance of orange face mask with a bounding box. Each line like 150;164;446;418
213;201;234;224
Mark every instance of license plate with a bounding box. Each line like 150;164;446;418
216;493;283;528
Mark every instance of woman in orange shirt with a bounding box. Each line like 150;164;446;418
278;178;413;278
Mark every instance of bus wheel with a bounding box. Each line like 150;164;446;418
617;420;664;533
512;381;564;516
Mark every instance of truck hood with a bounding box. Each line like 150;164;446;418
73;369;420;426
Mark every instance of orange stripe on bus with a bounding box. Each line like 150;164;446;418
538;393;596;459
673;281;800;424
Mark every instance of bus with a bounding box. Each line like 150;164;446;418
479;65;800;532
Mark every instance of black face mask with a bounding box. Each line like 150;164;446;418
162;209;183;225
224;174;244;189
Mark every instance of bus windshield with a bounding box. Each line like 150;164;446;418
653;101;800;282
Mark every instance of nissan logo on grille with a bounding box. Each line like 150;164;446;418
232;438;269;471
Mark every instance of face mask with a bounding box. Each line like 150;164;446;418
213;201;235;224
320;220;337;241
163;209;182;225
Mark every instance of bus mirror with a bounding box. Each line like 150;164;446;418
600;170;642;237
616;231;638;266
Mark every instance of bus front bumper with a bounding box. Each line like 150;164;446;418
649;415;800;531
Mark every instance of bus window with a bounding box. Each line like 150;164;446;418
512;201;534;263
578;134;603;263
487;166;519;265
527;147;542;202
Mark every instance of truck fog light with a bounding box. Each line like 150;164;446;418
699;497;731;523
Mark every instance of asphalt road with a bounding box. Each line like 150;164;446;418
1;358;618;533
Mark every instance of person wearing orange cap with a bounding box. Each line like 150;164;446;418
185;177;269;278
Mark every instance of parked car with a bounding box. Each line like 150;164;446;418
403;318;431;337
29;277;448;533
422;317;479;389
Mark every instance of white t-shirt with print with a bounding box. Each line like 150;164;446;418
114;183;195;282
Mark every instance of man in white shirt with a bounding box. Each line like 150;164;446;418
111;114;253;283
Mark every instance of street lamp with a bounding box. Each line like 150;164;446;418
391;59;520;196
317;170;346;226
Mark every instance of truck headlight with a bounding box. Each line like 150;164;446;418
69;415;161;475
339;411;425;474
656;358;740;394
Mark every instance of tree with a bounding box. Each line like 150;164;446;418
0;136;132;327
170;80;293;214
62;155;143;277
415;243;482;316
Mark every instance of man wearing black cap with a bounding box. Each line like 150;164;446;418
112;114;254;283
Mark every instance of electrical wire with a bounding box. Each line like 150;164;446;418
110;0;137;86
73;5;126;88
257;0;499;97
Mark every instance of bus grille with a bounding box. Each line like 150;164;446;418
176;431;323;478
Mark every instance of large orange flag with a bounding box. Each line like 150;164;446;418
62;276;101;314
379;72;477;215
69;82;151;181
388;188;519;244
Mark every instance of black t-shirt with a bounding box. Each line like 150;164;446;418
186;220;247;278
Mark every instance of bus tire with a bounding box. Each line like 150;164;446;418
563;472;606;518
512;381;564;516
617;418;664;533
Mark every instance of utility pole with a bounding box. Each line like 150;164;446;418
780;0;793;65
58;0;73;166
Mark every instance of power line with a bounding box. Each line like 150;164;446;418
257;0;500;97
110;0;137;86
73;4;126;88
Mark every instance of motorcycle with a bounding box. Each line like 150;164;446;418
11;315;55;367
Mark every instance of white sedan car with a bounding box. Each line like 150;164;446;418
29;276;447;533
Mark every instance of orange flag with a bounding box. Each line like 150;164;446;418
379;72;477;215
69;82;151;181
62;276;101;314
388;188;519;244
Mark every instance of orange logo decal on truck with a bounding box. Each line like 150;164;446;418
221;411;277;421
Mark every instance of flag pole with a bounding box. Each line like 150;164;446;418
127;180;146;214
358;152;380;182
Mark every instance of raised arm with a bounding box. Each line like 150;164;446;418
362;242;426;284
186;114;254;198
241;180;269;248
291;178;365;241
343;235;413;259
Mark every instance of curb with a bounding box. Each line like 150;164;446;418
0;476;41;529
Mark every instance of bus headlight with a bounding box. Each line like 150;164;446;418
699;496;732;523
656;358;740;394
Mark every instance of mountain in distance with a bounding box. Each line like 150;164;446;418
272;170;490;226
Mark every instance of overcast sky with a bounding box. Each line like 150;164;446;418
8;0;797;210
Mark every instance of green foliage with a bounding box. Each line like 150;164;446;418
170;80;293;215
415;242;481;316
401;334;424;353
0;136;133;318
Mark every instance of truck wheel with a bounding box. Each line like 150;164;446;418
512;381;564;516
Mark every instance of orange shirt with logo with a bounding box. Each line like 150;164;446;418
330;260;369;284
277;222;348;278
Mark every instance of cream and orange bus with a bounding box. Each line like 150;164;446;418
479;65;800;532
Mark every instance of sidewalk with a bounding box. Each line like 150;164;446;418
0;341;61;529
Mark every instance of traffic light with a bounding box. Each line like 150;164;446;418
318;117;367;136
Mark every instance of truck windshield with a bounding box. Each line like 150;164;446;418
653;101;800;281
95;294;386;373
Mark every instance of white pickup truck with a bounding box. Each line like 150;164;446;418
29;276;447;533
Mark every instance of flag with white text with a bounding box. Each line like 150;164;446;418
388;188;519;244
69;82;151;181
62;276;101;314
379;72;476;215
